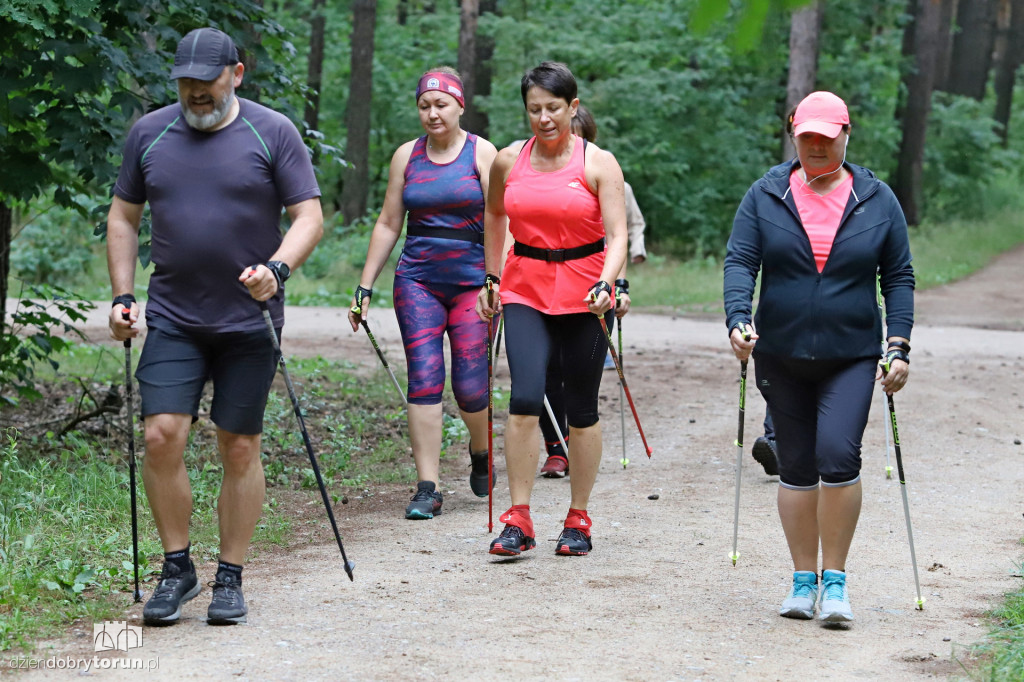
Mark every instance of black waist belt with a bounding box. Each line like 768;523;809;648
406;225;484;245
513;238;605;263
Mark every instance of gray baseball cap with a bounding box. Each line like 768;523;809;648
170;28;239;81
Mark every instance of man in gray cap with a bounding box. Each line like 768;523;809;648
106;27;323;626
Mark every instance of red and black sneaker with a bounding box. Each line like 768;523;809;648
540;454;568;478
489;505;536;555
555;508;593;556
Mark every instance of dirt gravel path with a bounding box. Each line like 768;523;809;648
24;246;1024;680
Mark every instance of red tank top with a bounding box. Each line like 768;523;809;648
501;135;606;315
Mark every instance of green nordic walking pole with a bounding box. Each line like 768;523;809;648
730;326;752;566
881;358;925;609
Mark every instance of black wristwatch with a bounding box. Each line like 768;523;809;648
266;261;291;287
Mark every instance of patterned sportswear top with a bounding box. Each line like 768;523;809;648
501;135;606;315
396;133;485;287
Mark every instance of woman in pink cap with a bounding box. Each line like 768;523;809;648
723;91;915;624
348;67;498;520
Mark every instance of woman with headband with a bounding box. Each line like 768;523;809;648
349;67;498;520
724;91;915;623
477;61;627;557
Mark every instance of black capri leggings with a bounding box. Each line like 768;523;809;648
503;303;611;429
753;352;878;489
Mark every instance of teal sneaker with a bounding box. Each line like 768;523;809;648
779;571;818;619
819;569;854;623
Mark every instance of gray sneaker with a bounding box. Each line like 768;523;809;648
779;571;818;619
207;570;247;625
143;560;201;626
819;569;854;623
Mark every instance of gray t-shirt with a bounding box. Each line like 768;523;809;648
114;98;320;333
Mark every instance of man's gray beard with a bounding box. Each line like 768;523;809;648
180;85;235;131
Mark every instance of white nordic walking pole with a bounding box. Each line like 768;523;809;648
882;359;925;609
542;395;569;458
877;276;893;479
730;327;751;566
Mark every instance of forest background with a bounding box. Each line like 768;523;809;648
3;0;1024;672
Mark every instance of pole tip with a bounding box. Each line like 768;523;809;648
345;560;355;581
885;466;893;479
133;590;142;603
620;458;629;468
646;446;653;457
915;597;925;610
729;552;740;565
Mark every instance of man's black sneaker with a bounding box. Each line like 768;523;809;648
469;450;496;498
142;560;200;626
555;528;593;556
405;481;443;519
752;436;780;476
207;570;247;625
489;524;536;555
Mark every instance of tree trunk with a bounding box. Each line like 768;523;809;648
893;0;948;225
0;202;10;339
457;0;480;131
304;0;326;136
238;0;265;103
462;0;496;138
993;0;1024;143
781;0;823;162
944;0;997;98
933;0;958;89
340;0;378;224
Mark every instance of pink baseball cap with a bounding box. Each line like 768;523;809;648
792;91;849;138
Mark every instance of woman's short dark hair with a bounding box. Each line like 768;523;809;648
520;61;577;105
571;104;597;142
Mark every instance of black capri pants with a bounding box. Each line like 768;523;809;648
753;352;878;490
503;303;611;429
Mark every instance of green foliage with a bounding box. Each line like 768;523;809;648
0;285;95;405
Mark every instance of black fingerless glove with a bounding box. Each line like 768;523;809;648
614;278;629;297
352;286;373;313
112;294;136;309
589;280;612;300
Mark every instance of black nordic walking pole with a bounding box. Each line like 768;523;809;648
259;300;355;581
594;304;652;458
881;359;924;609
617;313;628;469
486;280;496;533
120;309;142;603
730;326;752;566
350;292;407;406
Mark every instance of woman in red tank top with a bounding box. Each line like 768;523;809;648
476;62;628;557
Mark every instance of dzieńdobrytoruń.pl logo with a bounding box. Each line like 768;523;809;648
2;621;159;672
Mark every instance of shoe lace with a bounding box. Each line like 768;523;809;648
208;577;240;605
152;564;185;598
498;524;524;541
823;578;846;601
791;580;816;599
560;528;587;543
411;488;435;503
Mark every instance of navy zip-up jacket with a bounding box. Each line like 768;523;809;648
724;161;914;361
